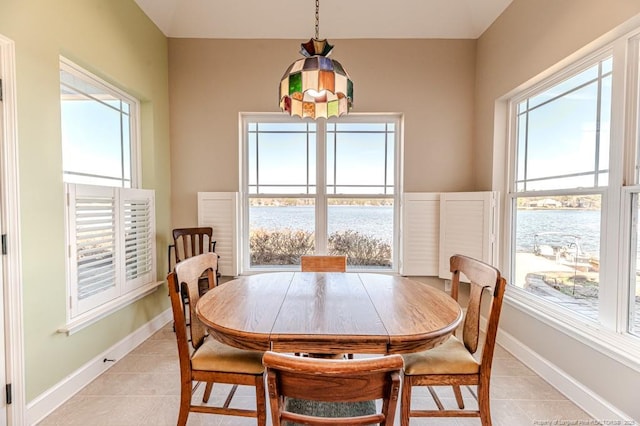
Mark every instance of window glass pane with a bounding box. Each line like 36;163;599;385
598;75;612;181
327;124;394;195
61;94;125;182
257;186;316;194
122;116;131;185
526;82;599;182
60;62;137;188
528;64;599;109
249;198;314;267
257;122;314;132
517;100;528;115
602;57;613;75
248;123;315;194
248;133;257;186
513;195;601;321
516;113;527;184
523;175;600;192
257;133;310;185
327;198;393;270
334;133;386;186
516;58;613;193
386;139;395;191
334;123;388;131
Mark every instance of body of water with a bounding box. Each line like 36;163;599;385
250;205;394;243
515;209;600;256
250;206;602;256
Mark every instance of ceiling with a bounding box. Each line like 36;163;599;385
134;0;513;40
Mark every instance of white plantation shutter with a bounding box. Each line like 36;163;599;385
122;190;155;290
198;192;238;277
400;191;498;279
438;191;498;279
67;184;156;317
69;185;118;311
401;193;440;275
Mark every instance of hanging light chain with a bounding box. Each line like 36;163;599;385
314;0;319;39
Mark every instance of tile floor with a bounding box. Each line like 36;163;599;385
37;322;593;425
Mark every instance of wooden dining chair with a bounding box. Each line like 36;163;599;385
301;254;347;272
263;351;403;426
169;227;220;331
299;254;351;358
400;254;506;426
168;252;267;426
169;226;218;279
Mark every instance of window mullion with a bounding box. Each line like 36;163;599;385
316;122;328;253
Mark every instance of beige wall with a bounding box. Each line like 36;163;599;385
475;0;640;420
168;38;477;227
0;0;172;401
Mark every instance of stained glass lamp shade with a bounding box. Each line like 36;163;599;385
279;38;353;119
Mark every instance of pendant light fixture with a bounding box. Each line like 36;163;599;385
279;0;353;119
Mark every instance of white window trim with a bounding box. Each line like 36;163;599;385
239;112;403;275
495;16;640;372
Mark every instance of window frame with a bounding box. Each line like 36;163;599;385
239;113;403;275
60;56;141;189
59;58;158;334
498;25;640;369
508;50;613;324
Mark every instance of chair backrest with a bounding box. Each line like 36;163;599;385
300;255;347;272
263;351;403;426
449;254;506;370
171;227;215;267
167;252;219;354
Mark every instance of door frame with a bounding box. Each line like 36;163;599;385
0;33;25;425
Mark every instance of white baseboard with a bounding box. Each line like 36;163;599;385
25;308;173;425
495;327;634;422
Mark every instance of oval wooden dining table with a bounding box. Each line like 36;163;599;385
196;271;463;356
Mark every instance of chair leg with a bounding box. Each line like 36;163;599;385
177;380;191;426
453;384;465;409
478;382;492;426
255;375;267;426
400;376;412;426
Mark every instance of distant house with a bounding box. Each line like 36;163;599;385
527;198;562;208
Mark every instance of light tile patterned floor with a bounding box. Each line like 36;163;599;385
37;323;593;425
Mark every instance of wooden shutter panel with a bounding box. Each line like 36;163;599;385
68;184;119;315
122;189;155;290
438;191;498;279
401;193;440;276
198;192;239;277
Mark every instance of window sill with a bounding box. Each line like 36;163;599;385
505;288;640;373
57;280;164;336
